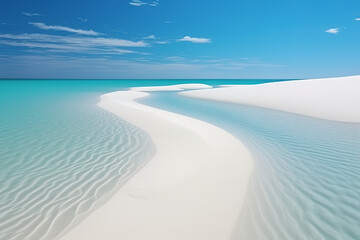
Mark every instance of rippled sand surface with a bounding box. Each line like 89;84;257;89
0;81;154;240
2;79;359;240
141;91;360;240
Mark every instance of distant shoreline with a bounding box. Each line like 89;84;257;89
181;75;360;123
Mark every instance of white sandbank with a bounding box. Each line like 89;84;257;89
181;75;360;123
130;83;212;92
61;90;253;240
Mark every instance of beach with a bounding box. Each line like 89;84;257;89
60;76;360;239
181;75;360;123
61;89;253;240
3;0;360;238
1;77;359;239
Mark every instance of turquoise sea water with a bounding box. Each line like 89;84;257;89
0;79;284;240
139;92;360;240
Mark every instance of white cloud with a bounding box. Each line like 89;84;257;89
325;28;340;34
0;33;148;55
144;35;156;39
148;1;160;7
0;33;148;47
355;18;360;21
143;35;169;44
22;12;41;17
0;55;283;79
0;55;204;79
178;36;211;43
0;40;89;51
129;0;146;6
29;22;100;36
84;37;148;47
0;40;138;55
155;41;168;44
129;0;159;7
78;17;88;22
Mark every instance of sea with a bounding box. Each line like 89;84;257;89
0;79;359;240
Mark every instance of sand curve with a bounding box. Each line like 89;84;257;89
60;89;253;240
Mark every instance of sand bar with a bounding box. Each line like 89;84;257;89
181;76;360;122
130;83;212;92
61;89;253;240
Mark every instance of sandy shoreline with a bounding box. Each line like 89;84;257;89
60;76;360;239
61;89;253;240
130;83;212;92
181;75;360;123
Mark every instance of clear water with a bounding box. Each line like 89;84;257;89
139;91;360;240
0;79;283;240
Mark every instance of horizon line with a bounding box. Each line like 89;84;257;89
0;78;300;80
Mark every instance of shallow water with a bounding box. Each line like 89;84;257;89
139;91;360;240
0;79;282;239
0;80;156;240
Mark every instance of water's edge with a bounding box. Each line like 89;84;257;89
139;91;360;239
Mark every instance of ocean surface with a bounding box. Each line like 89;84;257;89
139;91;360;240
0;79;283;240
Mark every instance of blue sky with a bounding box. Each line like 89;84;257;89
0;0;359;79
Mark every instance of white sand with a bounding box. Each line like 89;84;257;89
61;90;253;240
130;83;212;92
181;76;360;122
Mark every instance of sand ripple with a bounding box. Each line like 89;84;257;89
234;118;360;240
140;92;360;240
0;97;154;240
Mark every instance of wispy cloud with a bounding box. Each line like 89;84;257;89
210;62;282;70
155;41;168;44
0;55;204;79
29;22;100;36
0;40;90;51
164;56;282;70
148;0;160;7
0;33;147;47
325;28;340;34
129;0;160;7
355;18;360;21
129;0;146;6
178;36;211;43
143;35;169;44
78;17;88;22
22;12;41;17
81;37;148;47
0;33;148;55
0;40;137;55
0;55;282;79
144;35;156;39
166;56;186;62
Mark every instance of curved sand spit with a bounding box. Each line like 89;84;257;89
61;89;253;240
181;75;360;122
130;83;212;92
61;76;360;239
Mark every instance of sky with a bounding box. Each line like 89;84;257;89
0;0;359;79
